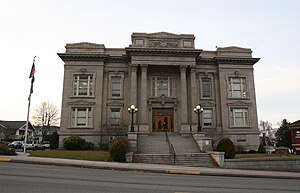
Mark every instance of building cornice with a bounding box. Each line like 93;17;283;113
58;53;109;62
125;47;202;57
214;57;260;65
197;57;260;65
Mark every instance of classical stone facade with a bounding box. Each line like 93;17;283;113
58;32;260;151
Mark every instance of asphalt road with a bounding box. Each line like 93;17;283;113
1;162;299;193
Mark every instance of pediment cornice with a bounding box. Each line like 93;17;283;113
68;100;95;105
227;100;252;106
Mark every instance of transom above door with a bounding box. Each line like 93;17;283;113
152;108;174;132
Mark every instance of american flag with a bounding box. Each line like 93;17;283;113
29;60;35;79
29;57;36;94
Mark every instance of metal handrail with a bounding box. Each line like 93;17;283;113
165;132;176;164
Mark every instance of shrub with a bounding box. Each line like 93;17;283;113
216;138;236;159
257;144;266;153
50;132;59;150
99;143;109;151
0;145;17;155
63;136;93;150
109;138;128;162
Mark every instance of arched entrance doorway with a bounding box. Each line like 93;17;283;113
152;108;174;132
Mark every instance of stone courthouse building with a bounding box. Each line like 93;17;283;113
58;32;260;151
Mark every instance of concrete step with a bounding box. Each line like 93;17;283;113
167;133;200;154
133;153;214;167
137;133;169;154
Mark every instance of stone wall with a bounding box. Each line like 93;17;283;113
224;158;300;172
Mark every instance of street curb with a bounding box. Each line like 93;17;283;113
166;170;201;175
1;156;300;180
0;157;11;162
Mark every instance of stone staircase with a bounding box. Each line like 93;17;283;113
134;132;215;167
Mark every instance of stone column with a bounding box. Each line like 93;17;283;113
180;65;189;133
130;64;138;132
190;65;198;133
139;64;149;133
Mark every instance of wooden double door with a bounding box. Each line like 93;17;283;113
152;108;174;132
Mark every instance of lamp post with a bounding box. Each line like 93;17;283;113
194;105;203;132
128;105;138;132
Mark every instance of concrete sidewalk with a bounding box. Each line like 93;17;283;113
1;153;300;179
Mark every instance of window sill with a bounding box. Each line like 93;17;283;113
68;126;93;129
229;126;252;129
227;97;249;100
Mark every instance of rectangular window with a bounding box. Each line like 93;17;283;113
151;76;173;97
73;75;93;96
296;130;300;136
110;108;121;126
111;77;121;97
203;108;213;126
229;77;246;98
202;78;211;98
231;108;249;127
71;107;91;127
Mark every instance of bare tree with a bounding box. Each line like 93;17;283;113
32;101;60;139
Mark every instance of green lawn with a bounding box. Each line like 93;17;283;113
29;150;110;161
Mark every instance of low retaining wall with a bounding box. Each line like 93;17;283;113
224;158;300;172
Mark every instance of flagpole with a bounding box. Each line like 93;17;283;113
24;93;31;153
24;56;36;154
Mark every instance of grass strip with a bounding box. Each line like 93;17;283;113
29;150;110;161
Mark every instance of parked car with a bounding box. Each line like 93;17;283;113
22;140;35;150
42;141;50;149
8;141;23;149
22;140;45;151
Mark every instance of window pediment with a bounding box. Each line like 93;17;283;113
200;102;216;107
227;100;251;106
68;100;95;105
107;101;124;107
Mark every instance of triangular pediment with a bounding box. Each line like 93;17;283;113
227;100;251;106
217;46;251;52
148;32;180;39
200;102;216;107
68;100;96;105
107;101;124;106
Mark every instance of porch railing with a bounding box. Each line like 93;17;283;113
165;132;176;164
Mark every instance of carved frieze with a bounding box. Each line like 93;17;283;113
148;40;179;48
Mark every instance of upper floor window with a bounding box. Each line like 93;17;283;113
203;108;213;127
71;107;91;127
151;76;173;97
73;74;93;96
228;77;246;98
111;76;121;97
296;130;300;136
231;108;249;127
110;108;121;126
202;78;212;98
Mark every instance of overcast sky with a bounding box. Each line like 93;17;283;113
1;0;299;128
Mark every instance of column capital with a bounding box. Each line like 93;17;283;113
180;64;188;69
180;65;188;73
190;65;196;73
130;63;138;68
130;64;138;72
141;64;148;71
